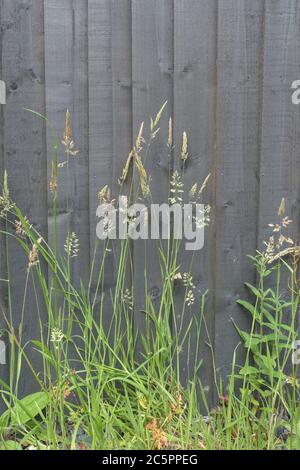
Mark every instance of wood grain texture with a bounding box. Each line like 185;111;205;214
173;0;217;397
111;0;133;191
87;0;115;327
215;0;265;382
111;0;133;321
0;0;8;407
256;0;300;334
44;0;90;286
0;0;300;401
44;0;75;263
88;0;113;252
0;0;47;397
131;0;173;349
71;0;90;288
258;0;300;244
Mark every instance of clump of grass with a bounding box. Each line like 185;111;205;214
0;106;299;450
234;199;300;449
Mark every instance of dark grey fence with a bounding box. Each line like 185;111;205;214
1;0;300;400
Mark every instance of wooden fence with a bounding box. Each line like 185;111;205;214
1;0;300;401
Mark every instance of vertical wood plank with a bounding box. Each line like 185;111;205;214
111;0;133;194
173;0;218;396
44;0;90;287
111;0;133;303
88;0;133;326
257;0;300;332
44;0;73;249
258;0;300;245
131;0;174;346
87;0;114;319
215;0;265;382
1;0;47;396
72;0;90;287
290;3;300;233
0;0;9;404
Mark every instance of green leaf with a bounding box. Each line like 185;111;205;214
239;365;259;376
237;300;259;320
254;354;276;373
235;329;260;351
0;392;50;429
244;283;261;298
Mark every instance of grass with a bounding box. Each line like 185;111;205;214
0;106;299;450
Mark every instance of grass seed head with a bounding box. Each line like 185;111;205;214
181;132;188;163
64;232;80;258
62;109;79;156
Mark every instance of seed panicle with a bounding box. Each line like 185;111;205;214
64;232;80;258
62;109;79;156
